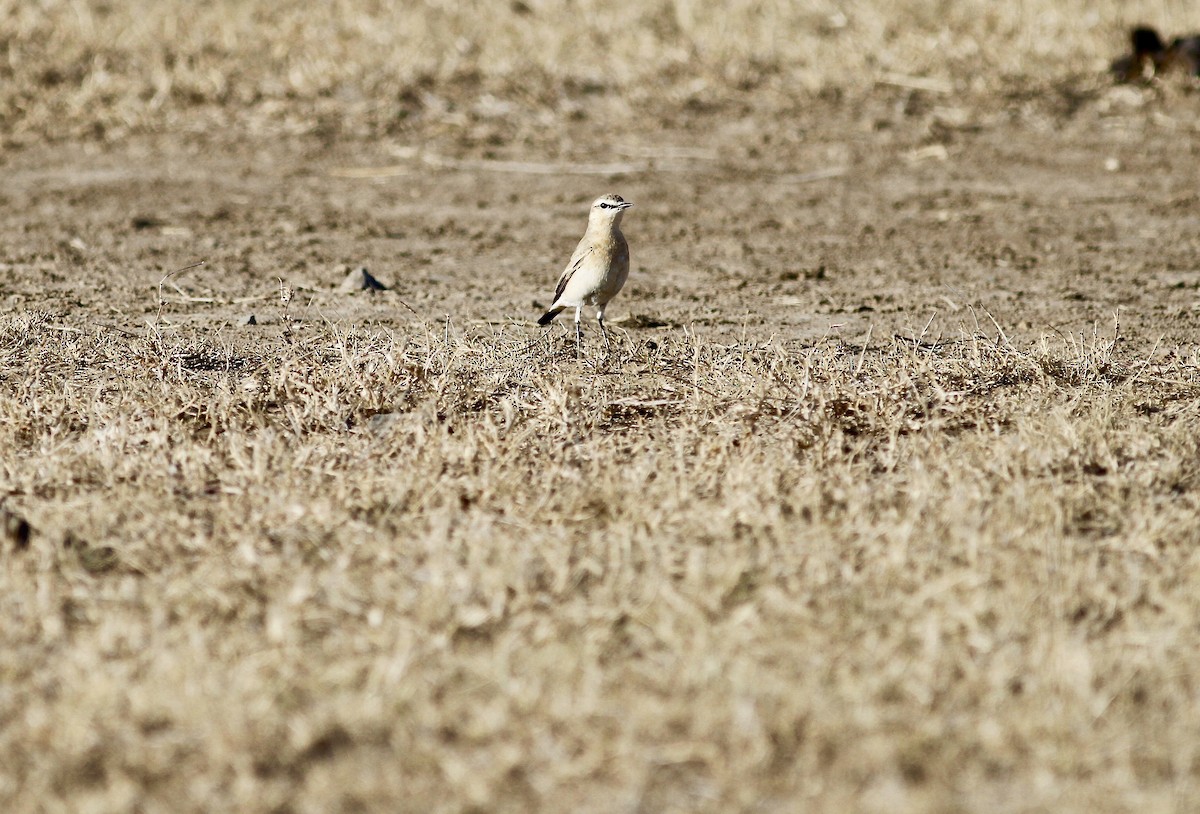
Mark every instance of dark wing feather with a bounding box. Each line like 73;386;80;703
553;245;593;303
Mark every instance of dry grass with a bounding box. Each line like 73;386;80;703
6;1;1200;811
1;0;1194;144
4;306;1200;811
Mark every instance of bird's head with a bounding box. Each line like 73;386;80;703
589;193;634;226
1132;26;1167;56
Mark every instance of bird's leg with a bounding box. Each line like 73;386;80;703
574;307;583;356
597;308;610;351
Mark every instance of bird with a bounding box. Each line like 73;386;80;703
1112;27;1167;81
537;193;634;351
1112;26;1200;81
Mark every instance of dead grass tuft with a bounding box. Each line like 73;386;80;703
2;0;1194;144
5;308;1200;810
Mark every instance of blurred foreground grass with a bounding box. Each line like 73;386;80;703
1;0;1190;144
5;311;1200;810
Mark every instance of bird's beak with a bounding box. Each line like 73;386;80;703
619;201;634;210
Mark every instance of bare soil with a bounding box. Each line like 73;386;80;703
5;84;1198;352
5;66;1200;813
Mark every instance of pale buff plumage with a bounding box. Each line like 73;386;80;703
537;193;633;348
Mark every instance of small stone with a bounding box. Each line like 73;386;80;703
79;545;119;573
364;412;404;434
456;605;492;629
339;266;388;293
65;533;119;573
240;314;257;326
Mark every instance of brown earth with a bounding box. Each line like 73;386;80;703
5;55;1200;813
5;82;1198;353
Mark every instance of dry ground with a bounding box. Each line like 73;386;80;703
4;2;1200;812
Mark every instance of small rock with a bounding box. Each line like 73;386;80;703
364;412;404;434
79;545;119;574
64;532;119;573
906;144;948;164
456;605;493;629
339;266;388;293
240;314;257;326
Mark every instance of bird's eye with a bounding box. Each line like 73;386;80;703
598;202;611;209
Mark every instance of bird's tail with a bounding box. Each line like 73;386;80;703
537;306;564;326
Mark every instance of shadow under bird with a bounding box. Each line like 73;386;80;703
537;193;634;349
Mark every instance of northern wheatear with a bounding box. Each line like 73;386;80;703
537;193;634;349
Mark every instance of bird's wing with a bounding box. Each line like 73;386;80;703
553;242;594;303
